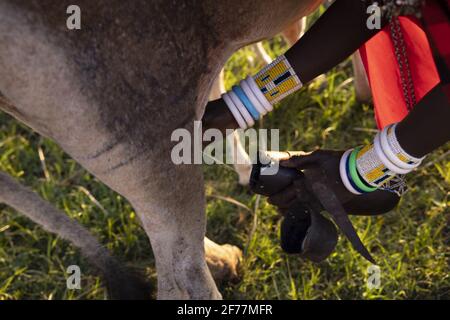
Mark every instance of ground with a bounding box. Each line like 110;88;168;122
0;12;448;300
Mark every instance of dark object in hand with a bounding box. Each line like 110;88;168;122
249;157;338;263
250;152;376;263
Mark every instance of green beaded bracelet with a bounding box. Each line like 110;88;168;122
349;147;377;193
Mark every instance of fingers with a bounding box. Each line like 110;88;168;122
280;150;344;170
266;148;400;218
262;151;292;162
262;150;310;162
280;151;323;169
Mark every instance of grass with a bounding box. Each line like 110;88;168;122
0;29;449;300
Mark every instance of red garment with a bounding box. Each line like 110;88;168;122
359;1;449;129
359;17;440;129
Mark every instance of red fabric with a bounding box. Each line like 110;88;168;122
359;16;441;129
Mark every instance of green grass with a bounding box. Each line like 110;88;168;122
0;35;449;300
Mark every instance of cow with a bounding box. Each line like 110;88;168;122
0;0;323;299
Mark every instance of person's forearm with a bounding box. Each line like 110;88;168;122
203;0;386;132
285;0;386;83
342;84;450;197
396;84;450;158
202;98;238;135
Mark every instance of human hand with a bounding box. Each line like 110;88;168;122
268;149;400;216
264;149;401;263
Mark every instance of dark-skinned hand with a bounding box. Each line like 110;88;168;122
268;150;400;216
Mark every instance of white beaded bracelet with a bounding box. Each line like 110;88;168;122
222;92;247;129
340;149;362;195
389;123;425;161
374;132;410;175
240;79;267;116
245;76;273;112
228;90;255;128
380;124;420;170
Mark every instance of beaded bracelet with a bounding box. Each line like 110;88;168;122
228;90;255;128
340;144;403;196
232;85;260;121
254;55;303;105
339;149;362;195
374;132;410;175
349;147;378;193
378;174;408;197
340;121;424;196
381;123;424;169
223;55;302;128
245;76;273;112
222;92;247;129
240;79;267;116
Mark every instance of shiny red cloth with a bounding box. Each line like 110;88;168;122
359;17;440;129
359;1;449;129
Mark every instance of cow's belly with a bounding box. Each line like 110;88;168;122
208;0;322;45
0;0;323;186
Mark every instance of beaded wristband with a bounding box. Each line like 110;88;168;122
245;76;273;112
374;132;410;175
254;55;303;105
339;149;362;195
341;147;409;197
232;85;260;121
349;147;377;193
222;92;247;129
223;55;303;128
228;90;255;128
240;79;267;116
380;124;417;170
342;121;423;196
346;152;368;193
384;123;425;168
353;121;424;194
378;174;408;197
356;143;394;187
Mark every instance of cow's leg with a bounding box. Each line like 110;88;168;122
0;0;324;299
228;132;253;186
208;69;253;186
204;237;242;285
281;16;307;46
253;42;274;65
209;69;226;101
0;170;152;299
125;159;220;299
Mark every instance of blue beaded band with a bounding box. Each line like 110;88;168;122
232;85;260;120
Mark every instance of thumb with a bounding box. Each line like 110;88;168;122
280;151;323;169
